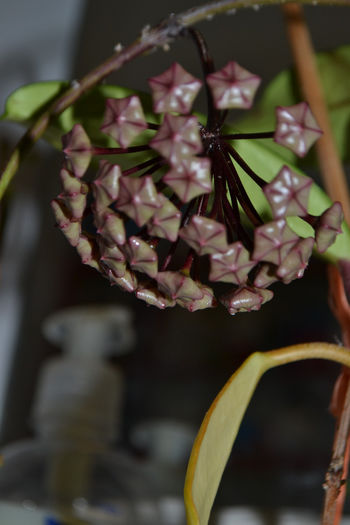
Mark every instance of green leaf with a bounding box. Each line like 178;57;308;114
184;342;350;525
236;44;350;164
1;81;157;150
1;81;69;122
231;136;350;261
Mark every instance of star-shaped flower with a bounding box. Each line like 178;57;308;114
163;157;212;203
51;199;81;247
206;61;261;110
100;243;126;278
252;219;299;265
315;202;343;253
59;169;88;220
156;271;204;303
179;215;228;256
253;264;278;288
92;161;121;212
100;95;147;148
76;235;99;269
150;114;202;165
59;167;84;196
209;241;256;284
148;62;202;114
124;236;158;278
62;124;92;178
116;175;161;227
274;102;322;158
107;268;138;292
95;210;126;246
146;194;181;242
263;166;313;219
136;286;176;309
220;286;273;315
276;237;314;283
177;284;216;312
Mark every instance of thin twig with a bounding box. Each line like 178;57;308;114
179;0;350;26
1;0;349;199
282;4;350;524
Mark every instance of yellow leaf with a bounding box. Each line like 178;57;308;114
184;342;350;525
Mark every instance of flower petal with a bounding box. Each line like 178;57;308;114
51;199;81;247
59;169;89;220
209;241;256;284
62;124;92;178
100;242;126;278
179;215;228;256
274;102;322;158
148;62;202;114
177;284;216;312
125;236;158;278
136;285;176;309
116;175;161;227
150;114;202;165
206;61;261;110
263;165;313;219
163;157;212;203
95;210;126;246
92;161;122;212
277;237;314;283
147;194;181;242
157;271;204;302
252;219;299;265
220;286;273;315
100;95;147;148
108;268;138;292
315;202;343;253
253;264;278;288
76;235;100;269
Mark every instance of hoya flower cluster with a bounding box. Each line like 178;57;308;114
52;60;343;314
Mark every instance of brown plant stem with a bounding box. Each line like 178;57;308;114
326;265;350;525
282;2;350;224
1;0;349;200
282;4;350;524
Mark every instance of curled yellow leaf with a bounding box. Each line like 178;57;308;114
184;342;350;525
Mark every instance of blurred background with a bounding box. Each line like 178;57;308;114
0;1;350;523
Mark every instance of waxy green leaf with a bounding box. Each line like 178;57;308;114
184;342;350;525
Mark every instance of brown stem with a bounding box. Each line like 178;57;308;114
282;4;350;524
325;266;350;525
328;266;350;349
179;0;350;27
282;2;350;226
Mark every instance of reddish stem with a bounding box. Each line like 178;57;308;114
222;131;275;140
93;145;151;155
122;156;163;176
